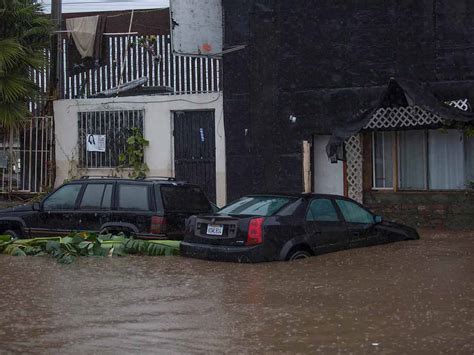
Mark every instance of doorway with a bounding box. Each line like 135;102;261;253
173;110;216;202
313;135;344;196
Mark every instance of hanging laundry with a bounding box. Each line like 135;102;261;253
66;15;101;59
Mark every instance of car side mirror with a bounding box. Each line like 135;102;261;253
374;215;383;224
32;202;41;211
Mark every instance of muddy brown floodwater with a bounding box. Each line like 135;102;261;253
0;230;473;354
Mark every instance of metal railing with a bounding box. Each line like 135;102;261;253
0;117;54;194
62;34;221;99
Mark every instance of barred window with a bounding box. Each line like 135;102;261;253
78;110;144;168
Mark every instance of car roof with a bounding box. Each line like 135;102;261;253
245;193;354;200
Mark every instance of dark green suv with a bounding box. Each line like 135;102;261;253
0;177;214;240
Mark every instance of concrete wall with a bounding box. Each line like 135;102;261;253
53;93;227;206
364;191;474;230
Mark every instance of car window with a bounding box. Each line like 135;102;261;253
80;184;113;209
306;199;339;222
118;184;150;211
218;196;294;217
43;184;82;210
102;184;113;209
335;199;374;224
160;185;211;212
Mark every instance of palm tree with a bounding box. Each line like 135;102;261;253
0;0;51;129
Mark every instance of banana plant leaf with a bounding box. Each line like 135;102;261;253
0;233;181;264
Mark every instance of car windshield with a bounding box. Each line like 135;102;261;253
218;196;293;217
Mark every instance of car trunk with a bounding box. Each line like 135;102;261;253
188;215;252;246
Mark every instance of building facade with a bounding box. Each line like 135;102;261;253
53;9;225;204
222;0;474;228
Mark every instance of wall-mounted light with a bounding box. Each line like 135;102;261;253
289;115;297;123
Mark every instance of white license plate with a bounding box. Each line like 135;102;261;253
207;224;224;236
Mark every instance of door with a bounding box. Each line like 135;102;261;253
30;183;84;236
111;183;154;235
76;183;114;232
173;110;216;203
334;199;379;247
313;135;344;195
304;198;349;253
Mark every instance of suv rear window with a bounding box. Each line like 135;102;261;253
159;185;211;212
218;196;293;217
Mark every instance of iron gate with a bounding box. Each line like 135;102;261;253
173;110;216;202
0;116;54;193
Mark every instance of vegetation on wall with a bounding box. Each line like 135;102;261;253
118;127;150;178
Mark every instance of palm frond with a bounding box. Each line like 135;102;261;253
0;39;26;72
0;102;31;128
0;73;37;102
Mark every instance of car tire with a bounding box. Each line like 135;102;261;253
288;249;312;261
3;229;21;241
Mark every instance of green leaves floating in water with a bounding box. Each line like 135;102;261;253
0;233;180;264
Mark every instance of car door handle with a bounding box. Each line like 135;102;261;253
353;231;361;237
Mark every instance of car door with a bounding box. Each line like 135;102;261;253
30;183;84;237
304;198;349;253
111;182;154;235
76;183;114;233
334;198;379;248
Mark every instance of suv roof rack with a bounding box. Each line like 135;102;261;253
80;175;122;179
135;176;177;181
78;175;179;182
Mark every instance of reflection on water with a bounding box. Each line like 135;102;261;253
0;230;473;353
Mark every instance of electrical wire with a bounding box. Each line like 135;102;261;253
66;90;222;111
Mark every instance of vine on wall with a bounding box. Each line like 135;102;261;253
118;127;149;178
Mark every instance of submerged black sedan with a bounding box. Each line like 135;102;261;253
181;194;420;263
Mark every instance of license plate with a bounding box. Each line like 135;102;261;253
207;224;224;236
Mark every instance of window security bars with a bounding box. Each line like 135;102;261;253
78;110;144;169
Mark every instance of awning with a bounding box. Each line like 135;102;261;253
326;78;474;162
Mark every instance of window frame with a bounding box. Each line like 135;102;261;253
304;198;341;223
78;183;114;210
42;183;84;211
116;182;152;212
77;110;145;169
372;131;395;190
371;129;473;192
334;198;375;225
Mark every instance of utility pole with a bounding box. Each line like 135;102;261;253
50;0;63;102
49;0;62;189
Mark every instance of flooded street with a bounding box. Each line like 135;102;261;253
0;230;473;354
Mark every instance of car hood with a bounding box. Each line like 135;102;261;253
378;220;420;240
0;204;35;214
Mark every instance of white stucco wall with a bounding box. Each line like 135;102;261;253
313;135;344;196
53;92;226;206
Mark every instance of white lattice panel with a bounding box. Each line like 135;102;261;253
364;99;469;129
345;135;363;203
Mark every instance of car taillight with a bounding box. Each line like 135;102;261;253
151;216;167;234
246;217;264;246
